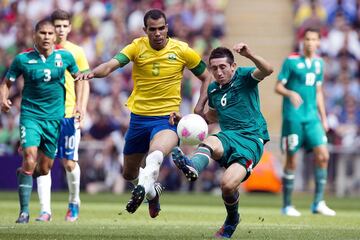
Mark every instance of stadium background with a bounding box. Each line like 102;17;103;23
0;0;359;198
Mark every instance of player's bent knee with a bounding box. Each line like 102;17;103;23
63;159;76;172
220;181;236;195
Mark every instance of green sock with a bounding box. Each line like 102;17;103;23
17;171;33;213
223;192;239;223
191;146;211;174
314;167;327;204
283;169;294;208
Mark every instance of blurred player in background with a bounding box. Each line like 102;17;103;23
77;9;211;218
0;18;81;223
35;10;90;222
275;27;336;217
171;44;273;238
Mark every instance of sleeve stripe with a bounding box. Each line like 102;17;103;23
113;53;130;66
251;73;262;81
190;60;206;76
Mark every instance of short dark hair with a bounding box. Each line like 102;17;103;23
51;9;71;22
303;27;321;38
209;47;234;65
143;9;167;28
35;17;54;32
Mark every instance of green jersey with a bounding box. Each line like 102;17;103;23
6;47;78;120
278;53;324;122
208;67;269;142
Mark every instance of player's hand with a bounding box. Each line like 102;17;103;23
194;104;206;119
233;42;252;58
322;119;329;132
73;106;83;123
1;99;12;113
75;71;95;81
289;91;303;108
169;112;182;125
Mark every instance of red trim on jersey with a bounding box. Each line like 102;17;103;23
288;52;300;58
21;48;35;53
55;44;63;50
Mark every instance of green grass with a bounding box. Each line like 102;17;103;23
0;191;359;239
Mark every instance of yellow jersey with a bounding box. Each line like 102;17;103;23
62;41;89;118
119;37;203;116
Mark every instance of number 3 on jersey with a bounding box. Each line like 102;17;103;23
44;69;51;82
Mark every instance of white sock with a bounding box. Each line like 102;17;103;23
37;171;52;214
138;150;163;200
66;162;81;204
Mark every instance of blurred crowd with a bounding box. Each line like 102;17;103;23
293;0;360;149
293;0;360;194
2;0;358;194
0;0;226;193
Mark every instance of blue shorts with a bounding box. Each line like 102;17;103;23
123;113;177;155
56;117;81;161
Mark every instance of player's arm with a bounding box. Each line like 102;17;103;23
0;78;13;113
316;84;328;132
275;81;303;108
76;48;91;119
70;71;84;120
191;64;212;117
205;107;218;124
80;79;90;120
233;42;273;81
1;55;21;113
76;58;122;81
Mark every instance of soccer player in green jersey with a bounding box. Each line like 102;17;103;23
275;28;336;217
171;43;273;238
0;18;82;224
35;10;90;223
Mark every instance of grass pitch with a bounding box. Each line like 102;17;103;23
0;191;359;239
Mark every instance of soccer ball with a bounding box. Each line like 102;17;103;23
177;114;208;145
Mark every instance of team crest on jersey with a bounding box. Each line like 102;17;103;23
315;61;321;74
55;53;63;67
297;62;305;69
168;53;177;60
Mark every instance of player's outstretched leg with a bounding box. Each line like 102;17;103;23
147;182;163;218
171;147;198;181
65;203;80;222
214;213;240;238
126;185;145;214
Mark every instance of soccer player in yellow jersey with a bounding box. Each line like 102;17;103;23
35;10;90;222
78;9;211;218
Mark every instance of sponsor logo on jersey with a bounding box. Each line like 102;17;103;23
55;53;63;67
297;62;305;69
28;59;38;64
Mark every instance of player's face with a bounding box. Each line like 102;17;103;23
144;17;168;50
34;24;56;53
209;57;236;85
53;19;71;43
303;31;320;55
